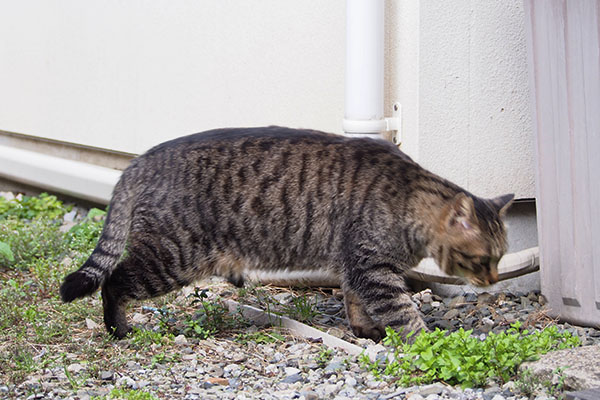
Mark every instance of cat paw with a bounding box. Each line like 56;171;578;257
350;324;386;342
106;324;132;340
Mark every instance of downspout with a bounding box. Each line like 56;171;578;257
343;0;399;141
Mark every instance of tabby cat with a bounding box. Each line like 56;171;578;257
60;126;513;341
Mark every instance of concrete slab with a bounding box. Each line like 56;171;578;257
520;345;600;392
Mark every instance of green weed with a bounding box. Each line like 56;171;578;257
316;347;333;368
516;366;570;399
92;388;160;400
361;321;580;388
0;217;64;269
0;192;69;220
63;207;106;261
283;294;320;323
235;330;286;345
183;288;244;339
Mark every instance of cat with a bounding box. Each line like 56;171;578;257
60;126;514;341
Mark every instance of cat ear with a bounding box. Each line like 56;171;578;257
446;192;477;232
490;193;514;217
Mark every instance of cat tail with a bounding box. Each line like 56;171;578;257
60;179;136;302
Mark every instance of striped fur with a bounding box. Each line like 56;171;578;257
59;126;513;340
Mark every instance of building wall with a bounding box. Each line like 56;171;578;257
0;0;534;200
0;0;345;154
387;1;535;199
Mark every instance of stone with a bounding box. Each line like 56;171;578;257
418;383;446;396
284;367;301;376
325;361;344;372
67;363;85;373
520;344;600;391
63;210;77;222
131;313;149;324
326;327;345;338
478;293;496;304
116;376;137;389
443;309;460;320
99;371;114;381
345;376;357;387
449;296;466;308
422;292;433;303
205;377;229;386
432;319;452;330
174;334;188;345
208;366;224;377
299;390;319;400
465;292;478;302
280;373;303;384
85;318;100;330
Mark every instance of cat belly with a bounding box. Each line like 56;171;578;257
244;268;341;287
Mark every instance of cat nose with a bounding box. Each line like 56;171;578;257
488;270;498;284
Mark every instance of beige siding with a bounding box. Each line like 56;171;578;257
525;0;600;325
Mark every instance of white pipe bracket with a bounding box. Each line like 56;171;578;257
389;102;402;146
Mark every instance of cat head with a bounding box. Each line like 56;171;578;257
431;192;514;287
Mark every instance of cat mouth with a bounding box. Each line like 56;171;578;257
468;276;494;287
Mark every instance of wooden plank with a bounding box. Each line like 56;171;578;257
526;0;600;325
566;388;600;400
225;300;380;361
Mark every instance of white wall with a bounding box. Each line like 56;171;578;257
0;0;345;154
0;0;534;198
387;1;535;199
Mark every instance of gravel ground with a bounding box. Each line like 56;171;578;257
5;283;599;400
2;191;597;400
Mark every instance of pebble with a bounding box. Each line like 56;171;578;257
174;334;188;345
99;371;114;381
5;262;598;400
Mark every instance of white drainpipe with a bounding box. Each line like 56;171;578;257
0;144;121;204
343;0;399;141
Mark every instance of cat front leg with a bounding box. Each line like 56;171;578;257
343;260;427;341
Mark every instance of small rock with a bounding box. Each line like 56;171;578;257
422;292;433;303
67;363;85;373
299;390;319;400
443;309;460;320
208;366;224;377
324;361;344;372
431;301;442;308
205;377;229;386
131;313;149;324
63;210;77;222
449;296;466;308
173;334;188;345
280;373;303;384
326;327;345;338
345;376;357;387
478;293;495;304
418;383;445;396
85;318;100;330
284;367;301;376
273;293;293;304
99;371;114;381
520;296;532;308
465;292;478;302
116;376;137;389
432;319;452;330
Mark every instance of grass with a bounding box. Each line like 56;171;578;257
360;322;580;388
0;192;586;398
0;192;277;396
